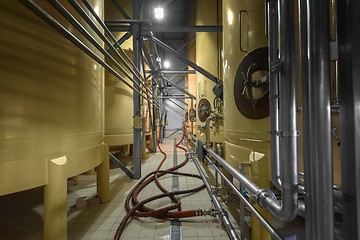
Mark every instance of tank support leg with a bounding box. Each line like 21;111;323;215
44;156;68;240
97;144;110;203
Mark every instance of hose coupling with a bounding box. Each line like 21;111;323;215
199;208;226;217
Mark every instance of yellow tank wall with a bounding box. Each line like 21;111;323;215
0;0;105;195
196;0;224;143
186;32;196;134
104;0;133;147
222;0;270;239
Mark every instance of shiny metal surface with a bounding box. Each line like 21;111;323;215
305;0;334;239
338;0;360;238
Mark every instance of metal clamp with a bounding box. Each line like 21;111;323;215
276;130;299;137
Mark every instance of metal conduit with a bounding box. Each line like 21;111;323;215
204;156;282;240
268;0;281;190
68;0;159;106
261;0;299;221
22;0;164;111
146;35;222;85
79;0;163;109
187;149;240;240
19;0;147;99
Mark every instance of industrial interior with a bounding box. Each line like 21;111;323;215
0;0;358;239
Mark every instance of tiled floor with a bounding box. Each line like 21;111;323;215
0;134;239;239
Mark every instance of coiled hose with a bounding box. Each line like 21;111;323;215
114;124;206;239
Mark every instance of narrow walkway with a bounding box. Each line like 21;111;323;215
0;134;238;239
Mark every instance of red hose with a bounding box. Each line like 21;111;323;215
114;124;205;239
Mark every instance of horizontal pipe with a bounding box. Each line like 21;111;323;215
19;0;145;97
148;24;222;33
45;0;164;112
145;70;197;75
146;35;221;85
71;0;162;109
106;18;150;24
188;150;240;240
205;148;262;195
205;156;282;240
162;77;196;99
80;0;164;110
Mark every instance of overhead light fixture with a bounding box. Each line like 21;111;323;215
154;7;164;19
163;60;170;69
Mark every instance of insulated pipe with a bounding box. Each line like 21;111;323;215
205;156;282;240
189;150;240;240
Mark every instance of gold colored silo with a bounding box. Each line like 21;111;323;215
196;0;224;143
104;0;134;147
0;1;107;238
222;0;270;239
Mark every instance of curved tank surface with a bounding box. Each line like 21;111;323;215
223;0;270;239
196;0;224;143
0;0;105;195
104;0;134;147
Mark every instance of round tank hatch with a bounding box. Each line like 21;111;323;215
189;107;196;122
234;47;269;119
198;98;211;122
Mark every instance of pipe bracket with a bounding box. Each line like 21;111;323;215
276;130;299;137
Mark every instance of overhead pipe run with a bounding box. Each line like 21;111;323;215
20;0;165;112
145;35;224;100
79;0;164;109
19;0;145;98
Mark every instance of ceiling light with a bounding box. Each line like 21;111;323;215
154;7;164;19
163;60;170;69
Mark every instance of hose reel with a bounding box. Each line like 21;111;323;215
234;47;269;119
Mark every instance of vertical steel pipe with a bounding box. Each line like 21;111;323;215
132;0;141;178
337;0;360;238
306;0;334;238
298;0;315;239
263;0;298;221
268;0;281;190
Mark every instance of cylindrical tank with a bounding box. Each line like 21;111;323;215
196;0;223;143
104;0;133;147
222;0;270;239
0;0;105;195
